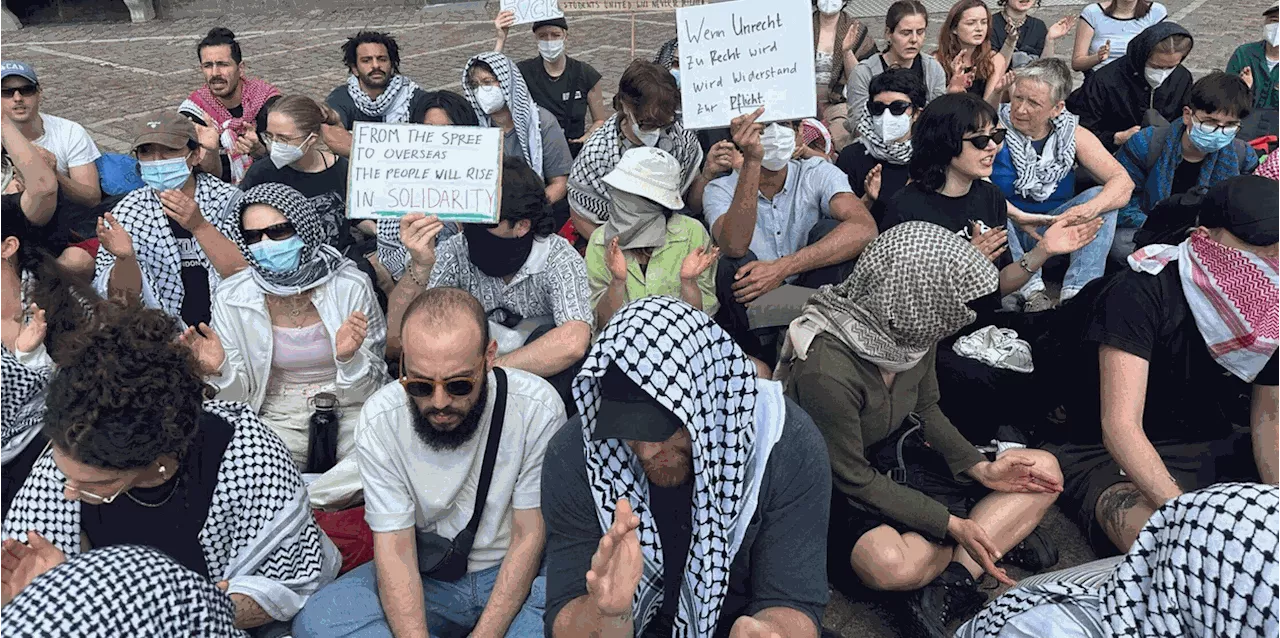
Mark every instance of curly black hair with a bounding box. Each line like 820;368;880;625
342;31;401;75
908;92;997;193
197;27;242;63
409;90;480;126
42;299;205;470
499;156;556;237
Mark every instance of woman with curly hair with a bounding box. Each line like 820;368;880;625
935;0;1010;105
2;298;341;630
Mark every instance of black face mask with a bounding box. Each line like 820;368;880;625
463;223;535;278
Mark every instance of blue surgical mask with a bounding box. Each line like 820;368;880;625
249;235;305;273
138;155;192;192
1187;120;1238;153
670;68;681;87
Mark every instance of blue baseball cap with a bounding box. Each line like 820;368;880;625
0;61;38;86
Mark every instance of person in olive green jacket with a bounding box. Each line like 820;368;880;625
778;221;1064;638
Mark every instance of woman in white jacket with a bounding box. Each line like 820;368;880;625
186;182;388;509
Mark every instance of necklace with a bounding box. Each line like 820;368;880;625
269;293;314;328
125;475;182;508
1003;9;1027;31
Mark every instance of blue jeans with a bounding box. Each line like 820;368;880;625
1005;186;1117;301
292;562;546;638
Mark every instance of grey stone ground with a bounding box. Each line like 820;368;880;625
1;0;1269;635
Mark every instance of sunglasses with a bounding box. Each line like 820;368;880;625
241;222;296;245
867;100;913;117
399;361;483;398
1;85;38;98
963;129;1008;149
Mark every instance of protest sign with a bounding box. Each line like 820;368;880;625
559;0;705;12
347;123;502;223
675;0;815;129
501;0;564;25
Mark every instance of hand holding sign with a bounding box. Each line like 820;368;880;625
501;0;563;26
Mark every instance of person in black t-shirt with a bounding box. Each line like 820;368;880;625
837;68;925;224
1046;176;1279;557
990;0;1077;68
494;16;606;158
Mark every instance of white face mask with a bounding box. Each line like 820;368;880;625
474;85;507;115
268;134;312;169
538;39;565;61
759;123;797;171
628;111;662;147
875;112;912;142
817;0;842;15
1266;22;1280;47
1144;65;1174;89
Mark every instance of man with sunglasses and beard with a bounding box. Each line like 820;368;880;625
294;286;562;638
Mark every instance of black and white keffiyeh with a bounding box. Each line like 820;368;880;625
3;400;341;621
854;102;913;166
91;174;243;326
957;482;1280;638
654;38;679;69
1;348;50;465
575;296;766;637
6;544;246;638
461;52;544;180
776;221;998;379
230;182;348;297
998;103;1079;202
346;73;420;124
569;114;703;224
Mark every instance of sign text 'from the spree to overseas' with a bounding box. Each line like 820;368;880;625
675;0;816;129
346;122;502;223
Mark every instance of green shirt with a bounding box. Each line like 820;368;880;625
785;334;985;541
585;214;719;319
1227;41;1279;110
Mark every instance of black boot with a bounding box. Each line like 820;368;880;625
1002;527;1059;572
904;562;988;638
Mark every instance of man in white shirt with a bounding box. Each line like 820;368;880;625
293;286;563;638
1;61;102;208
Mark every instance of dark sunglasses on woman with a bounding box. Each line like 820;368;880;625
241;222;297;245
866;100;913;117
963;129;1008;149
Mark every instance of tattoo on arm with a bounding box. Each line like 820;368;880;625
1096;482;1144;544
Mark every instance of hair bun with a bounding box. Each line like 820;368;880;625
207;26;236;40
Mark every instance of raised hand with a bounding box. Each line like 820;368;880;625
970;223;1008;263
863;163;883;202
680;245;720;281
334;310;368;363
606;237;628;282
947;516;1014;585
730;107;766;164
193;121;221;152
1096;39;1111;64
399;213;444;268
1241;66;1255;91
1046;15;1076;41
159;189;206;232
96;213;136;259
948;51;975;91
233;129;263;157
179;322;225;375
14;304;46;354
701;140;738;179
586;498;643;617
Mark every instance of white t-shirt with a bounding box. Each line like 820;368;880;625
1080;2;1168;71
356;368;566;572
34;113;101;175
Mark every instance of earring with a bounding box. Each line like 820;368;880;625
158;464;166;476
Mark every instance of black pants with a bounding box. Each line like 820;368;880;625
713;218;850;362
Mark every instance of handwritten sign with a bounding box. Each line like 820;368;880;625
502;0;564;25
676;0;815;129
560;0;706;11
347;122;502;223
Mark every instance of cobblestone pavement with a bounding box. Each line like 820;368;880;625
0;0;1268;635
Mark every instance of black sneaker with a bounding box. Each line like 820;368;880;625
1002;527;1060;572
904;563;988;638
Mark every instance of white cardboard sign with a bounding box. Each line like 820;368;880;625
675;0;816;129
347;122;503;223
501;0;564;25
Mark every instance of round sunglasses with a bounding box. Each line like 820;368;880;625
963;129;1008;149
398;359;483;398
241;222;297;245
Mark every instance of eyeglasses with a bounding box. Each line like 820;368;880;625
867;100;913;117
963;129;1008;149
399;361;483;398
260;131;312;146
1191;114;1241;135
241;222;296;245
45;442;130;504
1;85;38;98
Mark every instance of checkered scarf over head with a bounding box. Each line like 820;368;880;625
776;221;999;380
346;73;421;124
958;482;1280;638
5;545;246;638
230;182;348;297
575;296;760;637
1128;231;1280;382
462;52;544;180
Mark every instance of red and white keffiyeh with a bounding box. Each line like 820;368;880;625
1129;232;1280;382
179;76;280;184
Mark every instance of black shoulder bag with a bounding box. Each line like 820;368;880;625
415;367;508;582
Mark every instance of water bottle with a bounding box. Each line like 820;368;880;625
305;392;340;474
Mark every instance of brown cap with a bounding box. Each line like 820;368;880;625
131;112;197;151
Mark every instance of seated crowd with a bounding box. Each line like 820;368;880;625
1;3;1277;637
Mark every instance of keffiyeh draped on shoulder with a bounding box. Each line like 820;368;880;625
91;174;243;327
462;52;545;180
179;76;280;184
3;400;341;621
6;544;246;638
1;348;50;465
229;182;348;297
998;103;1079;202
569;115;703;224
575;296;778;637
